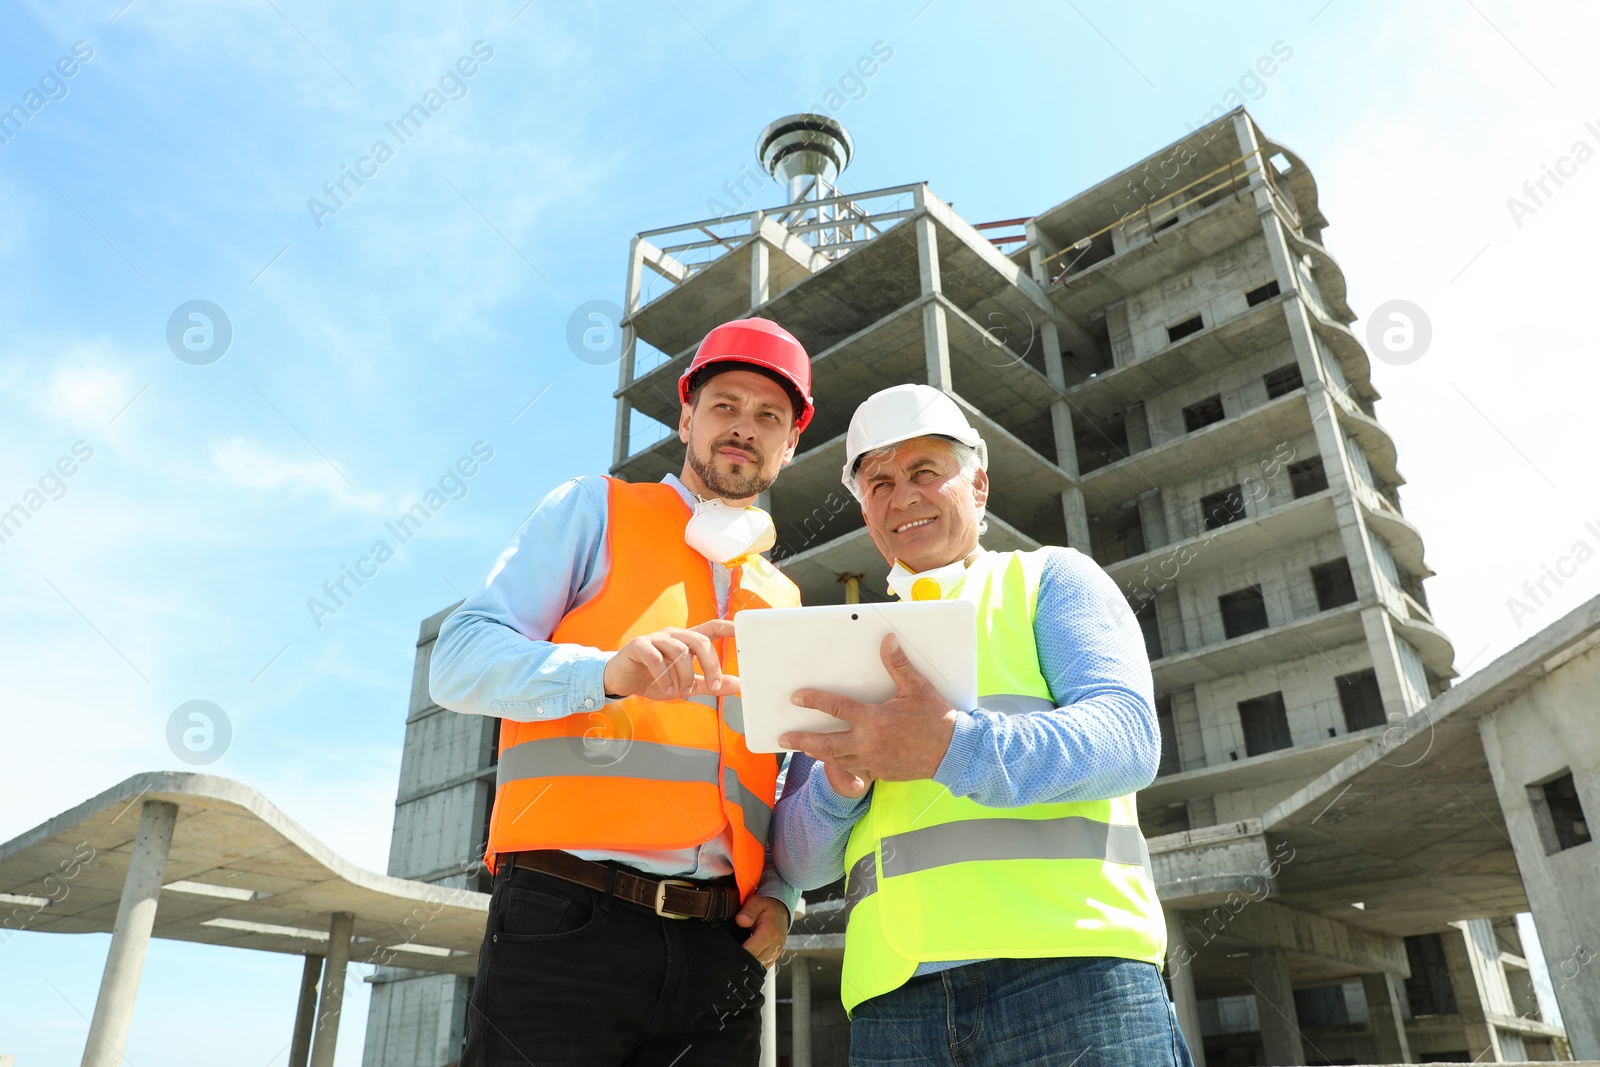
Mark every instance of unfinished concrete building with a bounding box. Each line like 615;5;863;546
371;109;1583;1065
361;605;491;1065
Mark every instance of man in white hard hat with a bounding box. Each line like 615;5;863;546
773;383;1193;1066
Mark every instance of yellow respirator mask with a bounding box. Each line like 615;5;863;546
886;557;971;601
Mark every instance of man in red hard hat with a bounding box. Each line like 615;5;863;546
432;317;813;1066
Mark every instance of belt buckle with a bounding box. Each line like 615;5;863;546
653;878;697;920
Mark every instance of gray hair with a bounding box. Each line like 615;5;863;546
848;434;988;537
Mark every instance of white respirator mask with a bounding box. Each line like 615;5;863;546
684;498;777;566
886;557;973;601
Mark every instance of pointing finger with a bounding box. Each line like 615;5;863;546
691;619;736;641
676;628;722;693
689;671;740;697
656;636;693;697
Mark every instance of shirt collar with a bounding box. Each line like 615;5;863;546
663;473;771;515
661;473;697;511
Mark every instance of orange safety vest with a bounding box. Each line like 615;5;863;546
484;477;799;902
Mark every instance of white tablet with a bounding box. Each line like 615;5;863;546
734;600;977;753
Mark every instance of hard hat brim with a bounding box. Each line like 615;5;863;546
677;356;815;432
843;429;988;487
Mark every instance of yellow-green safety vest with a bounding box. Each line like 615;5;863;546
839;548;1167;1015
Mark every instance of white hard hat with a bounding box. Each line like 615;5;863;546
841;384;988;489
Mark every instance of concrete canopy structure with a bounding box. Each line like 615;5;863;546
1251;591;1600;1061
0;772;487;1066
1149;589;1600;1062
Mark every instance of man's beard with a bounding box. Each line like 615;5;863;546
688;438;775;499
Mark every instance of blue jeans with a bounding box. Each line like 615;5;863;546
848;957;1193;1067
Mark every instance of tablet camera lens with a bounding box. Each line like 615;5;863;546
851;613;859;620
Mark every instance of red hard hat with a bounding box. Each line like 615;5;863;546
678;318;814;433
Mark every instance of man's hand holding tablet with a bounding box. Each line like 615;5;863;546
733;599;976;770
782;632;961;796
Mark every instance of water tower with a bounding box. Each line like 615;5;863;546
756;113;854;202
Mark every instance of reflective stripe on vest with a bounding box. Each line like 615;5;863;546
842;810;1152;925
838;548;1167;1014
882;816;1152;877
724;766;773;843
497;738;719;787
722;695;746;735
497;738;774;844
843;851;876;920
690;693;745;736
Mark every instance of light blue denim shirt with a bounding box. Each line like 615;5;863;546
771;545;1160;975
430;473;798;914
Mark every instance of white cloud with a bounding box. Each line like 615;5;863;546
46;361;137;424
0;336;140;431
209;436;389;515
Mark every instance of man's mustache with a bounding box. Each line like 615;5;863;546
712;439;761;464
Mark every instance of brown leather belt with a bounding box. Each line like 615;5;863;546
509;850;740;922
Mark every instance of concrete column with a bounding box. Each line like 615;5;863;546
1165;911;1207;1067
759;964;777;1067
1292;350;1385;602
791;956;812;1067
922;302;952;391
611;326;636;470
1138;488;1169;551
308;911;355;1067
914;214;941;295
1025;222;1052;287
1165;914;1207;1066
1040;319;1066;392
288;954;323;1067
624;235;646;317
1249;947;1305;1065
1359;971;1412;1064
1478;718;1600;1060
1440;923;1502;1063
613;236;647;470
1361;606;1422;725
80;799;178;1067
1038;319;1082;480
1049;401;1078;479
1061;488;1092;553
914;213;952;391
1229;112;1271;201
750;229;770;309
1256;162;1419;726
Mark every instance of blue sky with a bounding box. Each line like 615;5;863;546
2;0;1596;1061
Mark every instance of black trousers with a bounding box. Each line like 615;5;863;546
461;858;768;1066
